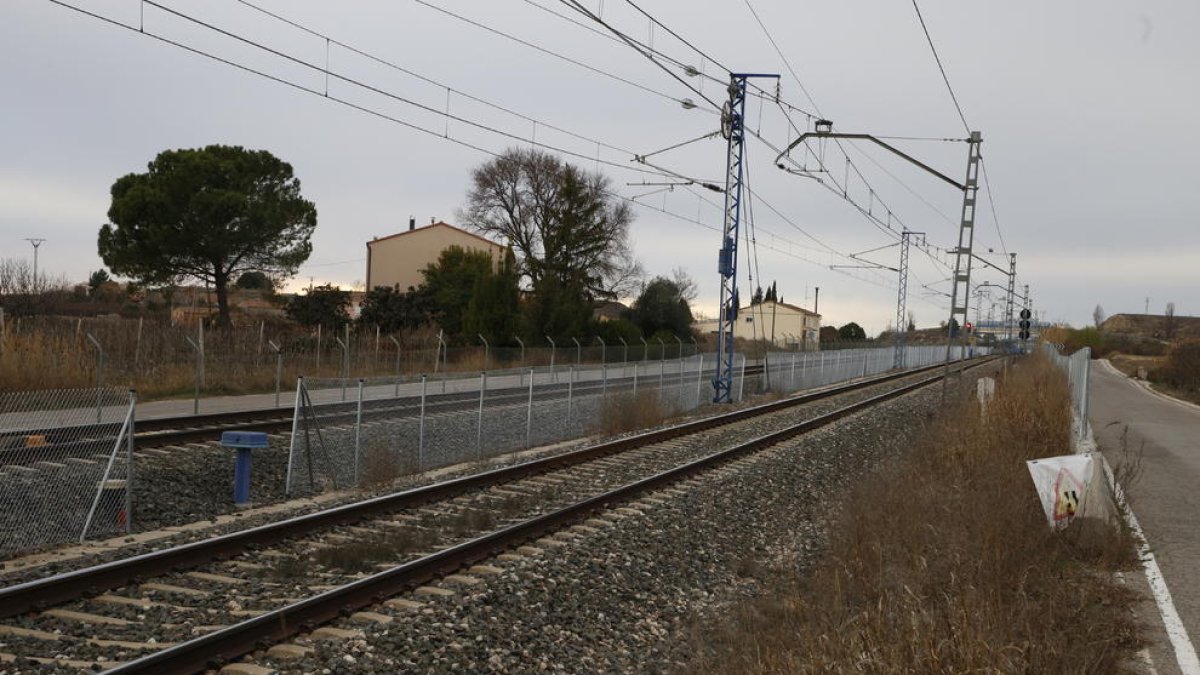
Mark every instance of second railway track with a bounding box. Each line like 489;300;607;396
0;357;997;673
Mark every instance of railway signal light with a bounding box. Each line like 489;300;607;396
1020;308;1032;320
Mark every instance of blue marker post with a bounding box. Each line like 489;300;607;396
221;431;269;506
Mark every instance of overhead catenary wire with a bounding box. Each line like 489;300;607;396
557;0;723;111
910;0;970;134
409;0;710;112
57;0;937;307
85;0;717;186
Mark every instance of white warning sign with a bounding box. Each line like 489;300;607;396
1026;454;1096;529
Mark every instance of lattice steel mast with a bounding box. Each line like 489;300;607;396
713;73;778;403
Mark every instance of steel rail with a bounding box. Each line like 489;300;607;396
0;358;972;619
108;359;993;674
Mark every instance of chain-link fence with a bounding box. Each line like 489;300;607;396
1043;343;1091;440
0;388;135;558
284;355;749;495
284;345;990;496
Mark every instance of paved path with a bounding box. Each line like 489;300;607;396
1090;360;1200;675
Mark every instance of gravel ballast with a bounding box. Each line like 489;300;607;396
253;366;998;674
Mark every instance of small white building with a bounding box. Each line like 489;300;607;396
693;301;821;350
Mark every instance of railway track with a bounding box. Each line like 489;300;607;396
0;357;995;673
0;364;767;464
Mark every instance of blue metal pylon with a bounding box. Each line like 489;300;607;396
713;73;778;403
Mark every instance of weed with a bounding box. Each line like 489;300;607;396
313;528;436;573
686;351;1144;673
592;390;675;436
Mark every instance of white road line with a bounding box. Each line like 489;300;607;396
1102;456;1200;675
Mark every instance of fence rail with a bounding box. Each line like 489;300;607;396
1043;343;1091;440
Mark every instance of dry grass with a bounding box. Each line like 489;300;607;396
591;389;676;436
313;527;437;573
688;354;1144;674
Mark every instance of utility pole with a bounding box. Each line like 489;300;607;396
773;123;983;395
25;238;45;290
894;230;922;369
712;72;779;404
1004;253;1017;343
943;131;983;386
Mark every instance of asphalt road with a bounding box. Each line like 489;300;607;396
1091;360;1200;675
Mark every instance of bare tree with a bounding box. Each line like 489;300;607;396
1164;302;1176;338
460;147;641;299
1093;304;1106;329
671;267;698;303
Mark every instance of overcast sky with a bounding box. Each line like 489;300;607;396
3;0;1197;334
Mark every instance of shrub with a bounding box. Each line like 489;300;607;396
1156;339;1200;393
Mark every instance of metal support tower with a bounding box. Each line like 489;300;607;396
713;72;778;403
893;230;922;370
1004;253;1017;342
942;131;983;388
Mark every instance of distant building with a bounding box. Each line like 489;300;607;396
366;219;507;292
592;300;628;323
693;300;821;350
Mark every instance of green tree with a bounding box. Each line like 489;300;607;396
628;276;694;340
838;322;867;341
235;271;273;291
422;246;497;340
357;285;433;333
100;145;316;327
285;284;350;329
594;317;642;347
464;251;521;345
87;269;110;293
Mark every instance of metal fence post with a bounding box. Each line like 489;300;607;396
125;389;135;533
134;317;144;372
819;351;825;385
677;355;686;409
354;379;364;483
198;318;205;388
546;336;556;383
285;377;303;495
595;336;606;365
791;353;797;391
737;353;747;401
525;368;535;449
85;333;104;422
567;365;575;423
656;337;665;363
269;340;283;408
572;337;581;367
183;335;201;415
418;374;427;471
335;336;348;401
633;360;639;395
619;337;628;364
640;336;648;362
602;363;608;396
862;350;869;378
476;371;487;460
479;334;490;372
515;336;525;367
389;335;402;397
695;353;704;405
658;356;665;400
256;320;264;367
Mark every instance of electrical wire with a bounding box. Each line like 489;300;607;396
237;0;641;159
92;0;707;185
557;0;722;111
409;0;706;112
910;0;970;134
979;157;1010;257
